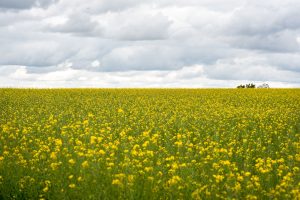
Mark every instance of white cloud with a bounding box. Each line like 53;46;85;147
0;64;298;88
91;60;100;68
44;16;68;26
0;0;299;87
297;36;300;44
205;56;300;83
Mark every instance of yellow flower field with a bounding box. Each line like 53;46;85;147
0;89;299;199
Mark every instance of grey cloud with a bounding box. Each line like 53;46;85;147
0;0;300;87
0;32;80;66
267;53;300;73
220;1;300;53
103;13;172;41
0;0;58;10
229;31;300;52
204;57;300;83
48;10;172;41
0;11;34;27
100;45;183;71
88;0;142;14
227;1;300;36
60;0;245;15
49;13;102;36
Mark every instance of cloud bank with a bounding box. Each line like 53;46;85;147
0;0;299;87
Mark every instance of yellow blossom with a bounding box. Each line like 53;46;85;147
81;161;89;168
68;159;76;165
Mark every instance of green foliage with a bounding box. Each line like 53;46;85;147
237;83;256;88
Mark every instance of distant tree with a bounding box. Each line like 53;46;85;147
237;83;255;88
246;83;255;88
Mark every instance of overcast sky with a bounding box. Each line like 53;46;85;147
0;0;300;88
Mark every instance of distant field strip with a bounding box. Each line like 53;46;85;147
0;89;300;199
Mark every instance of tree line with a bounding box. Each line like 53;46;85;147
237;83;256;88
